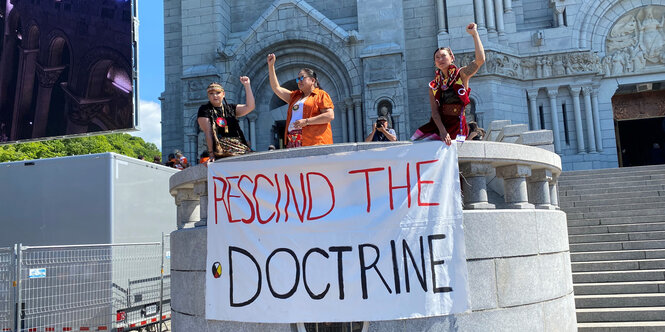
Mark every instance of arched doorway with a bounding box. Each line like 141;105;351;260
612;83;665;167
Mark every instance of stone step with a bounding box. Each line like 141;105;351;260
560;195;665;209
558;178;665;192
576;293;665;308
573;269;665;283
562;201;665;214
570;230;665;244
568;222;665;236
571;249;665;262
572;239;665;252
561;164;665;178
574;281;665;295
566;208;665;221
559;190;665;205
559;184;665;197
578;320;665;331
559;174;665;188
567;214;665;227
572;258;665;272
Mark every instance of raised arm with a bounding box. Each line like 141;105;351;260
267;53;292;103
235;76;255;116
460;23;485;83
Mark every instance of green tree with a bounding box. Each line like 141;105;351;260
0;134;160;162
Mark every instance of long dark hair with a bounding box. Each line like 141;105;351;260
301;68;321;89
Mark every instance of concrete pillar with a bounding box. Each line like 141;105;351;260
193;180;208;226
496;164;534;209
460;162;495;209
484;0;496;34
526;88;539;130
345;98;356;142
569;86;586;154
546;88;561;153
247;112;258;151
340;104;348;143
527;168;553;209
353;96;363;142
582;86;596;153
174;187;200;229
549;174;560;209
553;5;565;27
32;64;66;138
494;0;505;36
591;88;603;152
10;47;39;140
473;0;486;31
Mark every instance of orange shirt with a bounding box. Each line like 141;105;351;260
285;88;334;146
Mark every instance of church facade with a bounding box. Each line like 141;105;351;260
161;0;665;171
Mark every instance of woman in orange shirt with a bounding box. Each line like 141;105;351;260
267;53;334;148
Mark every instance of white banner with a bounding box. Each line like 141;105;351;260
206;142;469;323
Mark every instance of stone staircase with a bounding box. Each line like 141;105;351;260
559;165;665;331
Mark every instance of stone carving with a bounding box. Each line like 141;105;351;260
612;90;665;120
68;103;106;126
455;51;601;80
187;79;209;101
36;65;65;89
603;5;665;77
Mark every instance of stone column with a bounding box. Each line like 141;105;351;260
32;64;66;138
496;165;534;209
247;112;258;151
345;98;356;142
526;88;539;130
436;0;448;34
473;0;486;31
187;133;197;163
569;86;586;154
193;180;208;226
174;187;200;229
553;4;565;27
582;86;596;153
591;88;603;152
353;96;363;142
503;0;512;12
340;104;348;143
484;0;496;34
460;162;495;209
527;169;553;209
10;47;39;140
494;0;505;36
546;87;561;153
0;31;18;114
549;174;560;209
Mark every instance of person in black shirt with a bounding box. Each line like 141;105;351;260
197;78;255;161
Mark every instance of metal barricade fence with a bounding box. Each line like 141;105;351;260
13;237;171;332
0;247;15;332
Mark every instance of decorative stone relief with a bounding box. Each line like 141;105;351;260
612;90;665;120
186;78;213;101
602;5;665;77
455;50;600;80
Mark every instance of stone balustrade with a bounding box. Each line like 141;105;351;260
169;141;575;331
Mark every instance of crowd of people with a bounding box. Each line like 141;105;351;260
166;23;486;167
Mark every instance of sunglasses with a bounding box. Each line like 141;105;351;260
295;75;308;83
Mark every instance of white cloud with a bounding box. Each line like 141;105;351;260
132;100;162;150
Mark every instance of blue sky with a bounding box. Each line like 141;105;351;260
132;0;164;149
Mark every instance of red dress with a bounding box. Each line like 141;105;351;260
411;66;469;140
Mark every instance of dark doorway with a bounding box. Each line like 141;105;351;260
272;120;286;149
616;117;665;167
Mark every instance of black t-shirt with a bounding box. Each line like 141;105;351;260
197;102;248;144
